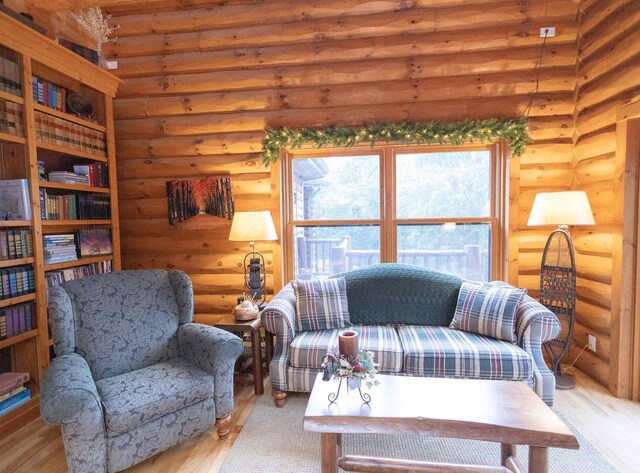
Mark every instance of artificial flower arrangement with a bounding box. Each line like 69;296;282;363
321;350;380;390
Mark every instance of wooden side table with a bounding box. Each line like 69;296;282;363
214;314;271;395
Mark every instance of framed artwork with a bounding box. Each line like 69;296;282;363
166;177;234;229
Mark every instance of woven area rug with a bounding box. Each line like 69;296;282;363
220;394;619;473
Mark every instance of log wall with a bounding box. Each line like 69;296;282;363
570;0;640;388
105;0;579;324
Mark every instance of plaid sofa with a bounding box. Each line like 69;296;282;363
262;264;560;406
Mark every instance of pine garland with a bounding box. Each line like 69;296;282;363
260;117;530;167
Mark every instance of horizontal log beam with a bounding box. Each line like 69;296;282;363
111;0;576;37
114;68;575;120
338;454;509;473
105;10;576;59
110;33;577;78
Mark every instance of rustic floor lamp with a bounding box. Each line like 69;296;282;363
228;210;278;306
527;191;595;390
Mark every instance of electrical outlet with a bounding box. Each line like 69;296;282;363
106;60;118;70
540;27;556;38
588;334;597;352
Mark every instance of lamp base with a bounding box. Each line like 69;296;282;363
555;373;576;390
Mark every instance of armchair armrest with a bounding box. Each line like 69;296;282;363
40;353;107;473
178;323;243;418
515;295;561;406
261;283;296;391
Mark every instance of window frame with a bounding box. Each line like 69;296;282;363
282;142;507;282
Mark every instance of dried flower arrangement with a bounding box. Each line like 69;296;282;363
70;7;119;67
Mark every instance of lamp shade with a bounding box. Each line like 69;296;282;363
527;191;595;226
228;211;278;242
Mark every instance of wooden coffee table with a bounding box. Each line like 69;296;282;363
303;374;578;473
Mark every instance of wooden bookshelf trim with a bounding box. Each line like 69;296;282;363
41;219;112;227
0;132;26;144
34;104;107;133
0;89;24;105
40;182;110;194
0;221;32;228
0;257;34;269
0;293;36;309
36;142;108;163
0;329;38;350
44;255;113;271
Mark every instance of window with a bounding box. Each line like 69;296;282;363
283;144;506;281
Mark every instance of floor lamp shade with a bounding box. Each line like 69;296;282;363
228;211;278;305
527;191;594;391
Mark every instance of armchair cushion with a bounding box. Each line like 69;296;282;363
95;357;213;437
450;281;526;343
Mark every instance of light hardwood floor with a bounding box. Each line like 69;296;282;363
0;370;638;472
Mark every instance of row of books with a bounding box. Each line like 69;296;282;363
39;191;111;221
0;265;35;300
34;110;107;157
45;260;112;291
57;38;99;66
0;229;33;261
0;372;30;417
73;164;109;188
0;46;21;97
0;303;34;341
43;234;77;265
0;99;24;137
32;76;68;113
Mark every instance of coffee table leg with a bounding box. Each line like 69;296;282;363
250;327;264;395
501;443;516;465
529;446;548;473
321;433;339;473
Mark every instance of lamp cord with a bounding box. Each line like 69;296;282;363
524;30;549;118
562;343;589;376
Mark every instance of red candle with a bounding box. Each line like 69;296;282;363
338;330;359;359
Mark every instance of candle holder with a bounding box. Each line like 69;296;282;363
321;350;380;405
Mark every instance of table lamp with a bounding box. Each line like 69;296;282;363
228;210;278;305
527;191;595;390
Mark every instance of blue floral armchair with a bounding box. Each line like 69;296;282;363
40;270;243;473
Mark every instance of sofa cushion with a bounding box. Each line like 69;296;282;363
292;277;351;332
450;281;526;343
289;325;403;373
397;326;532;381
95;357;214;437
334;264;462;326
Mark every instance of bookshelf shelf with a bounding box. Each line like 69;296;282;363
0;293;36;309
40;181;110;194
36;142;108;163
0;12;121;438
0;394;39;423
33;104;106;132
0;329;38;350
0;89;24;105
0;257;34;269
44;254;112;271
0;221;32;228
41;219;111;227
0;131;26;144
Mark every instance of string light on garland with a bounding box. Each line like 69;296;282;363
260;118;530;167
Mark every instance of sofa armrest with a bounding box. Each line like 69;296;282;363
178;323;243;418
40;353;107;473
515;295;561;406
261;283;296;391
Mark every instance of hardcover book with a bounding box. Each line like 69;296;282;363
77;229;112;256
0;179;31;221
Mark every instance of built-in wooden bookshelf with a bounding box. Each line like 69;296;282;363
0;12;121;437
